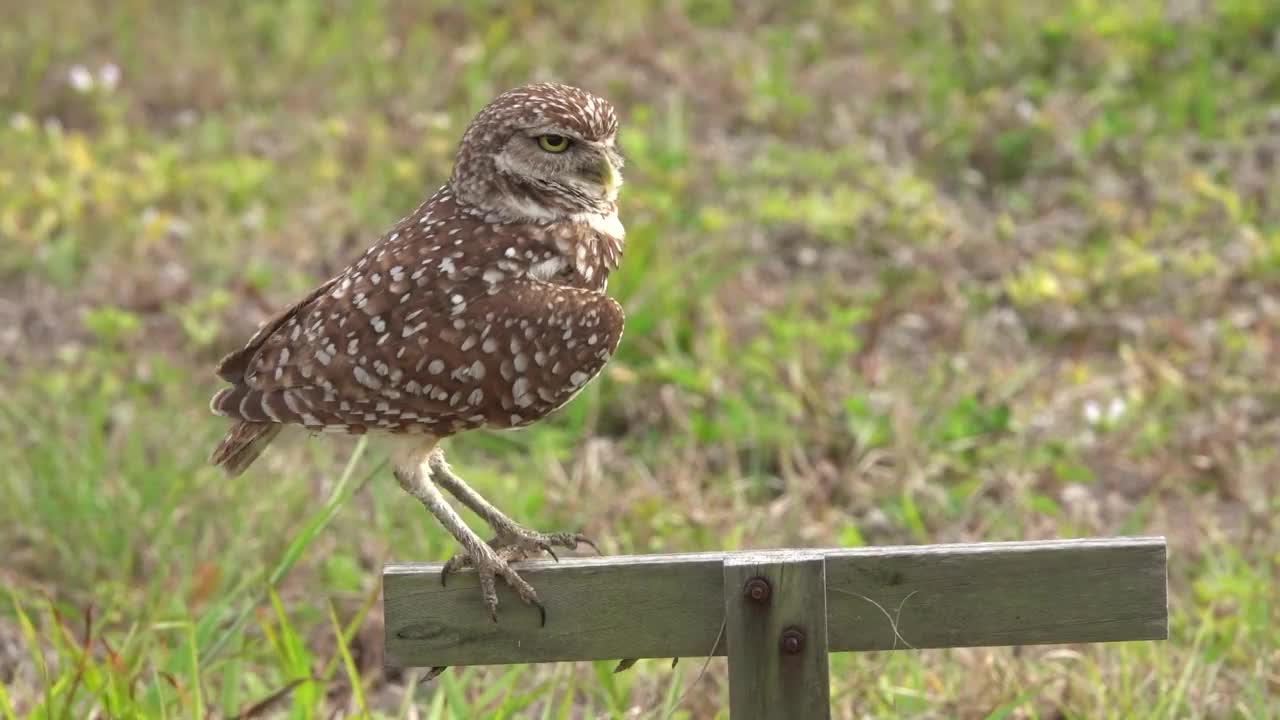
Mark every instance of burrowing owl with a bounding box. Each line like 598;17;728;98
209;83;626;625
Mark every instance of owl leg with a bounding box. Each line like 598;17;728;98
427;447;599;584
393;442;546;626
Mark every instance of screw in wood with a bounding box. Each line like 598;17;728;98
743;576;771;604
780;626;805;655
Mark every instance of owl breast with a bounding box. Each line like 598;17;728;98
539;214;624;293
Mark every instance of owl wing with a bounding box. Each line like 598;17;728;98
210;196;610;434
213;275;339;383
210;271;623;435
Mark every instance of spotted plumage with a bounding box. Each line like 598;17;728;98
209;83;628;627
211;84;625;455
211;185;623;440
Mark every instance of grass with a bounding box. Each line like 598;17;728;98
2;0;1278;717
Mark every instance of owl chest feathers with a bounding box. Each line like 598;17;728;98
525;211;624;292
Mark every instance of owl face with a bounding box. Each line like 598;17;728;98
493;124;625;205
451;83;625;219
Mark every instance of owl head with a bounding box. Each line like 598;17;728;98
450;83;625;219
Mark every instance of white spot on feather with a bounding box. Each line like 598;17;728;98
528;256;568;282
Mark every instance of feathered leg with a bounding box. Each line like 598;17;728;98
392;440;546;626
425;447;598;583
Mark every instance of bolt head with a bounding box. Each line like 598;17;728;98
743;577;771;604
780;627;805;655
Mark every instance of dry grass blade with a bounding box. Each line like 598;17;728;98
233;677;313;720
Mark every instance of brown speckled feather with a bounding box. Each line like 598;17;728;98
209;83;627;473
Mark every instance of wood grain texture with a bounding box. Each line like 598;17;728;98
384;537;1167;668
724;552;830;720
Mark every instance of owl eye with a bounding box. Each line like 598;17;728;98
537;134;571;153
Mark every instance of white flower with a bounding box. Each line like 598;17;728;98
1083;400;1102;426
68;64;94;92
1106;397;1126;423
1083;397;1127;426
98;63;121;90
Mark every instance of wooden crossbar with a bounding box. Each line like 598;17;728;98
384;537;1167;670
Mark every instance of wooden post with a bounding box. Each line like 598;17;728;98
724;551;830;720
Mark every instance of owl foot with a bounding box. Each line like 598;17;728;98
441;527;598;625
441;540;547;626
486;526;600;563
442;527;598;587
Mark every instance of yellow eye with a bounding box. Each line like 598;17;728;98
537;134;571;153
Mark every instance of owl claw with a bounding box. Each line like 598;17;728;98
440;527;597;626
441;541;545;625
576;534;601;555
612;657;679;673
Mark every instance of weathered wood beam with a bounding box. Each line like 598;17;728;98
384;537;1167;669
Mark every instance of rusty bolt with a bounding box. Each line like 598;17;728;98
780;626;805;655
743;577;771;604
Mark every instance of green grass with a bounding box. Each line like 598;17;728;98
2;0;1279;717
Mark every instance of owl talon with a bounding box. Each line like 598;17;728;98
440;551;475;587
440;527;592;625
444;542;546;624
612;657;679;673
576;534;601;555
490;526;599;559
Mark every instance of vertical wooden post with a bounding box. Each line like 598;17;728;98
723;551;831;719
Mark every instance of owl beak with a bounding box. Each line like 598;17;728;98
583;156;617;192
599;159;619;192
582;146;622;196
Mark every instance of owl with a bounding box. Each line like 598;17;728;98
209;82;626;627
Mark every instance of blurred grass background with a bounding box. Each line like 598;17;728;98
1;0;1278;717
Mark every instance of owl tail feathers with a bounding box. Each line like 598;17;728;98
210;421;281;477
